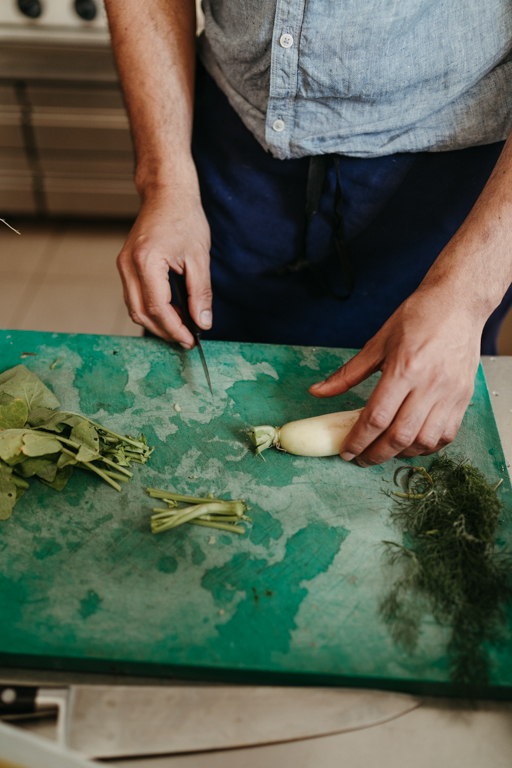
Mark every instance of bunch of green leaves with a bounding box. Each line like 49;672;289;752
380;455;512;687
0;365;153;520
147;488;251;535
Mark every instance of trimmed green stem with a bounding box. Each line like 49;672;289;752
146;488;223;503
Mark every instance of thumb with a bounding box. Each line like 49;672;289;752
309;346;381;398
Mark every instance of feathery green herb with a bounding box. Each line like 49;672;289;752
380;455;512;686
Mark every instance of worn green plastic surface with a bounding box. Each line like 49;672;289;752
0;329;511;697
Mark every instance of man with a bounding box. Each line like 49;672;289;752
104;0;512;467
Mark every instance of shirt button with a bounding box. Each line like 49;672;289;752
279;33;294;48
272;119;285;132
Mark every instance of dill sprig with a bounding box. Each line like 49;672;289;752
380;455;512;687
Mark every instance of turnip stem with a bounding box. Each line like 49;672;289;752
31;431;80;450
98;456;133;477
102;470;129;483
249;426;279;455
81;465;129;483
189;520;246;534
146;488;223;503
79;461;121;492
149;490;249;537
162;501;245;529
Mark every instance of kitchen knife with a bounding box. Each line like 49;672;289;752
0;683;421;759
173;271;213;396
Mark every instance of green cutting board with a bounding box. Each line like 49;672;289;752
0;329;511;698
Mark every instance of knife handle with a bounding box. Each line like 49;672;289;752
0;685;38;716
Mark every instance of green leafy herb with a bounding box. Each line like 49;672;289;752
0;365;154;519
0;365;60;414
380;455;512;687
0;462;17;520
0;398;29;430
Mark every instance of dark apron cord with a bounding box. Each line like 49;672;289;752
267;154;355;301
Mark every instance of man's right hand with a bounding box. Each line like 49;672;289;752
117;189;212;348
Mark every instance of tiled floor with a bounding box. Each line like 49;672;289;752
0;219;141;337
1;218;512;353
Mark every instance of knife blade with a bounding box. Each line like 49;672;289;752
173;272;213;395
0;683;421;759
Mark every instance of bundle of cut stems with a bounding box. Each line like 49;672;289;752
147;488;250;535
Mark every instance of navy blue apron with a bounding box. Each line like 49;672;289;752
187;62;510;354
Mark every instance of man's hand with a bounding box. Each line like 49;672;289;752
117;190;212;348
311;128;512;466
309;288;483;465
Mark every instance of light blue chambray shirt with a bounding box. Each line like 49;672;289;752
198;0;512;160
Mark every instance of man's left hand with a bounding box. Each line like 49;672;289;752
309;288;482;466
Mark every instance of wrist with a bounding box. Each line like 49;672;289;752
418;241;511;326
412;276;492;331
135;154;200;201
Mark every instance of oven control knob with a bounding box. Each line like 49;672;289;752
17;0;43;18
74;0;97;21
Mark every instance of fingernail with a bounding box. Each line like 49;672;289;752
310;381;326;392
200;310;212;328
180;342;193;350
340;452;356;462
357;460;370;468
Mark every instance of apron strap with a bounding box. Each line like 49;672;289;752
267;155;355;302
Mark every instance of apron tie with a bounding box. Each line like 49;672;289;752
267;154;355;302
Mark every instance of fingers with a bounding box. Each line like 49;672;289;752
115;195;212;345
309;344;381;398
119;245;194;346
408;400;468;458
185;248;213;331
359;397;449;465
118;239;212;347
337;362;420;461
135;245;196;347
117;247;176;342
344;387;472;466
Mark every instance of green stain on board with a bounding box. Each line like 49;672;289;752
249;509;283;549
191;541;206;566
33;537;63;560
202;522;349;665
139;353;185;399
75;347;135;414
0;574;26;625
139;425;174;475
158;555;178;574
79;589;102;619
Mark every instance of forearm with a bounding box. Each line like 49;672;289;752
418;132;512;322
104;0;198;198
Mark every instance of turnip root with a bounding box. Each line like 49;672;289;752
249;408;364;457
